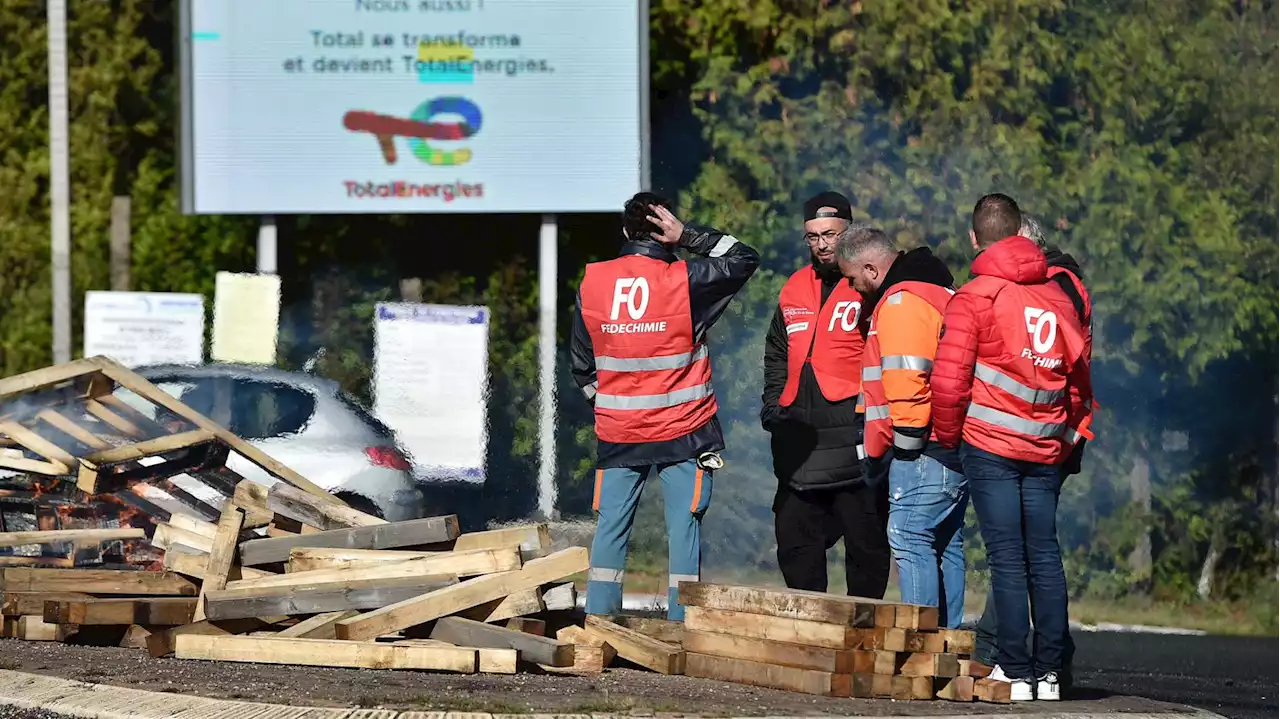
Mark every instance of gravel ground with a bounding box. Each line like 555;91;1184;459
0;638;1211;717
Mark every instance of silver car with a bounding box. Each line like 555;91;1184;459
115;364;426;522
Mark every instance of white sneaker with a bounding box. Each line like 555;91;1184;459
1037;672;1061;701
988;664;1035;702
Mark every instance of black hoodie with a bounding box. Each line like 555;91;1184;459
1043;247;1089;326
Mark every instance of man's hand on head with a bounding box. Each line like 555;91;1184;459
647;204;685;246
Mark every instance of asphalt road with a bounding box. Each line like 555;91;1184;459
1071;631;1276;719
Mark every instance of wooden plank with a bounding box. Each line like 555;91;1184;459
685;653;850;697
16;615;57;641
335;547;587;642
166;514;218;540
942;628;976;655
610;616;684;644
0;556;74;568
974;677;1013;704
873;650;900;675
960;659;992;678
0;568;197;596
0;528;144;548
84;399;143;437
0;359;102;401
898;651;961;678
238;515;461;566
274;610;359;640
146;616;287;658
194;501;245;622
0;456;69;476
394;639;516;674
585;615;684;675
267;482;386;530
35;409;108;449
175;634;478;672
231;480;273;529
2;591;93;616
43;598;197;626
871;673;916;700
93;358;343;503
676;582;879;628
204;574;458;620
936;675;976;701
505;617;545;636
455;588;545;623
0;422;77;467
683;606;860;650
430;616;574;667
230;557;479;592
681;628;858;673
541;582;576;611
163;550;271;582
894;603;940;631
542;625;616;675
152;523;216;554
286;546;522;576
118;624;156;649
86;429;216;465
450;524;551;552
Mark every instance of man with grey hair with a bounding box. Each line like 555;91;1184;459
1020;214;1048;249
835;225;969;628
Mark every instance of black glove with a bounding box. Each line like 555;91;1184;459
1061;439;1086;478
862;453;891;489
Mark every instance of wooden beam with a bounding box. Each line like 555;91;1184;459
118;624;155;649
942;628;976;655
204;574;458;621
609;616;683;644
286;546;521;576
960;659;992;678
0;422;77;468
430;616;573;667
238;515;461;566
584;616;684;675
175;634;478;673
543;625;616;675
152;524;215;554
0;528;143;548
0;456;69;476
685;653;850;697
15;615;58;641
229;556;475;592
0;568;197;596
92;357;343;503
936;675;976;701
2;591;92;616
43;598;197;626
683;606;861;650
504;617;545;636
0;556;74;568
393;639;516;674
896;652;960;678
0;360;103;401
681;628;859;674
35;409;108;449
450;524;551;552
274;610;359;640
83;400;143;438
974;677;1013;704
335;547;588;642
86;429;216;465
267;482;385;530
193;501;245;622
676;582;882;628
894;603;940;631
454;587;544;623
163;550;271;582
231;480;273;529
166;514;218;540
146;616;286;658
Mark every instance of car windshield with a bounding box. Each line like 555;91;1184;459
335;390;395;439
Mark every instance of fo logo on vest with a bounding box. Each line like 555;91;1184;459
1023;306;1058;353
828;300;861;332
611;278;650;320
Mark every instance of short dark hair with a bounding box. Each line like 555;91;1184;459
972;193;1021;247
623;192;671;241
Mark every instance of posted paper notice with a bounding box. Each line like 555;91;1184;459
212;272;281;365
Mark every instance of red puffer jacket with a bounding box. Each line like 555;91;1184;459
932;236;1093;463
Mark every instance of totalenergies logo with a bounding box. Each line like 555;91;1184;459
343;97;482;166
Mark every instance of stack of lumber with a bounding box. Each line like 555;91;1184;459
675;582;1006;703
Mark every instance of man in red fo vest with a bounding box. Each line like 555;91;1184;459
761;191;890;598
572;192;760;621
932;194;1094;702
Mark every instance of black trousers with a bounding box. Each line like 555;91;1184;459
774;481;891;598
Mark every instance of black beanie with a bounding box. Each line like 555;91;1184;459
803;191;852;221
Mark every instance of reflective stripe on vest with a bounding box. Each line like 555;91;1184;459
880;355;933;372
595;381;715;411
974;362;1064;405
863;404;890;421
893;431;926;450
596;344;709;373
862;366;881;382
967;402;1066;438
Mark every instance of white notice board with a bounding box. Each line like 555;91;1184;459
373;303;490;483
211;272;281;365
83;291;205;368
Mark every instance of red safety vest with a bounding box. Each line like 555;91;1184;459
858;281;954;459
580;254;718;444
777;266;866;407
961;275;1090;463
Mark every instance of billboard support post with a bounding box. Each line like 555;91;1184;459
257;215;278;275
537;214;559;521
48;0;71;364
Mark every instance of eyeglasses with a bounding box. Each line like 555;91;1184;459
803;231;840;246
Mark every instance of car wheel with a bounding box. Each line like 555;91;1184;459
334;492;384;520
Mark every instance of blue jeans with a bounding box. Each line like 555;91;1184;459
887;454;968;628
963;443;1068;680
585;459;712;621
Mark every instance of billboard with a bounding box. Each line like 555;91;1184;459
179;0;647;214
